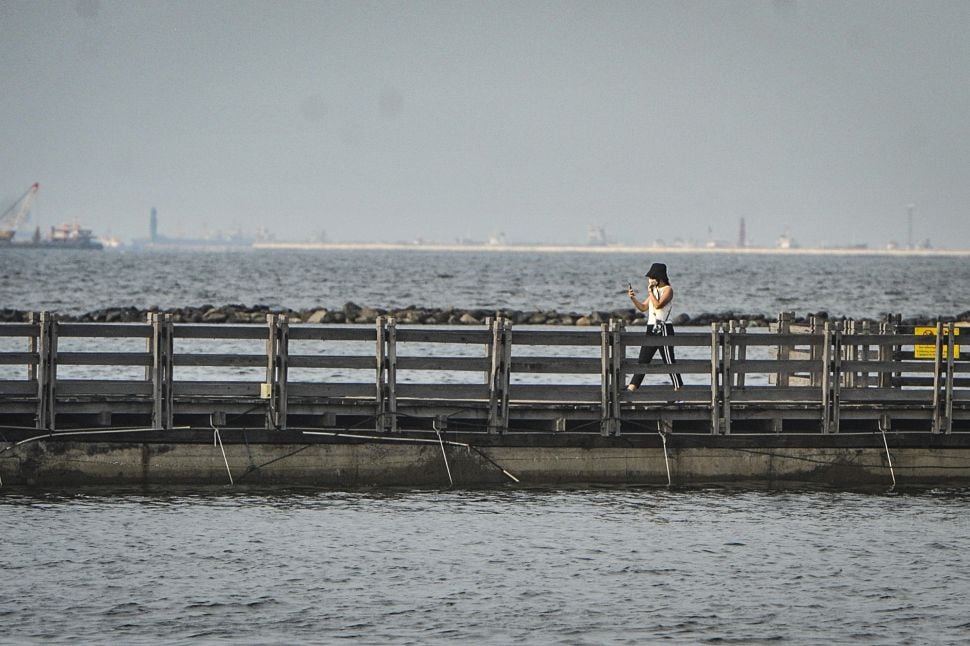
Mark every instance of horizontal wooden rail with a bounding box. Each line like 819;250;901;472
0;313;965;436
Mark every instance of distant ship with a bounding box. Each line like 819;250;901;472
0;223;105;250
0;183;103;250
43;223;104;250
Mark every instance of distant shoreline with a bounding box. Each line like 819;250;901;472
252;241;970;257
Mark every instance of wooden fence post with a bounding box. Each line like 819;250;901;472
484;316;493;386
945;322;955;434
386;317;398;433
845;319;855;389
721;322;733;435
375;316;386;431
821;321;832;434
831;321;842;434
32;312;56;430
265;313;279;429
500;318;512;432
613;319;626;436
776;311;793;388
599;322;612;436
932;321;944;434
860;319;872;388
601;319;622;436
150;312;174;430
710;322;721;435
735;319;747;389
809;315;821;388
276;315;289;429
487;317;511;434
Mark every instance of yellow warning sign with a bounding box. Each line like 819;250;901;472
914;326;961;359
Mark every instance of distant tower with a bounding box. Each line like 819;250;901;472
150;207;158;242
906;204;915;249
738;217;746;248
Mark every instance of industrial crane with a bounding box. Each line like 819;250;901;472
0;182;40;243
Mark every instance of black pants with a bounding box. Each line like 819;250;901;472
629;323;684;389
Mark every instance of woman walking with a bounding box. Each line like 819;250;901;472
626;262;684;391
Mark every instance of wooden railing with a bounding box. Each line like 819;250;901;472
0;312;966;435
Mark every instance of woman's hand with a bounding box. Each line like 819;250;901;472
627;286;636;299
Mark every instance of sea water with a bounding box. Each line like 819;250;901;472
2;487;970;644
2;248;970;644
1;247;968;320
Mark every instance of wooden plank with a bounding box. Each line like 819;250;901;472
732;360;823;373
287;326;378;342
733;334;826;347
895;351;970;362
624;386;709;402
510;357;602;374
509;384;602;402
0;352;38;365
0;381;36;395
57;352;152;366
395;328;491;344
56;380;154;396
0;323;39;337
287;382;377;398
288;355;376;369
396;383;490;399
840;389;938;403
619;359;712;375
57;323;153;338
396;356;491;372
893;377;970;387
173;325;269;340
172;381;262;397
512;329;606;346
174;354;266;367
619;331;712;347
841;360;939;373
730;389;824;403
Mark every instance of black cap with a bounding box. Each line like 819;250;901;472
645;262;669;282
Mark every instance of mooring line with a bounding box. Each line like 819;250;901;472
658;429;672;487
300;430;520;483
0;426;190;457
210;422;234;486
880;424;897;492
433;418;454;487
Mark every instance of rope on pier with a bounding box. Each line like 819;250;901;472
658;428;672;487
300;430;520;483
210;420;234;486
433;418;454;487
879;420;897;492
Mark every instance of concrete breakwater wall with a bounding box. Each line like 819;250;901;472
4;435;970;488
3;304;968;326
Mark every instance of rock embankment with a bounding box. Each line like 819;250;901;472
1;304;967;326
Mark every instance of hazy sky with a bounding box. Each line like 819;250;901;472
2;0;969;247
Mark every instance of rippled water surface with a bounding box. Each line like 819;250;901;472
2;248;969;319
3;487;970;644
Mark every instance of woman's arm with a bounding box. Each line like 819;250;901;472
646;285;673;309
627;286;648;312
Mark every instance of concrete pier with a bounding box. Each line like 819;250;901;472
1;313;967;488
3;431;970;488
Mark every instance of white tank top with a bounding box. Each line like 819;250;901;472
647;286;672;325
